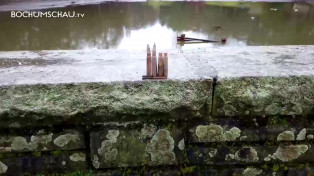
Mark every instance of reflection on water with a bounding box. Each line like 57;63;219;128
0;1;313;51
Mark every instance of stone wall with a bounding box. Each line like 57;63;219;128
0;76;314;175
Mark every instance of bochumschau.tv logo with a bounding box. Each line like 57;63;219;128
11;11;85;18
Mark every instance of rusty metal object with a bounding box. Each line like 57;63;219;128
177;33;221;43
158;53;164;76
177;34;186;41
152;44;157;77
147;52;152;76
147;44;150;53
143;44;168;80
142;76;167;79
163;53;168;78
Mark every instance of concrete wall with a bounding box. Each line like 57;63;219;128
0;46;314;175
0;76;314;175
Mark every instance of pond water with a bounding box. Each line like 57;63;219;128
0;1;313;51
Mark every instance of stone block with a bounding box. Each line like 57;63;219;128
0;151;87;175
287;167;314;176
90;123;185;168
212;76;314;116
93;167;182;176
0;80;212;128
0;130;85;153
92;166;286;176
188;122;314;143
188;123;258;143
187;144;314;165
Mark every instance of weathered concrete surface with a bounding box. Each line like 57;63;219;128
0;45;313;123
0;80;212;127
0;151;87;175
0;49;203;85
183;46;314;116
1;46;313;85
0;49;212;127
0;45;314;85
1;46;313;84
182;45;314;79
0;130;85;153
90;123;184;168
212;76;314;116
189;123;314;143
188;116;314;143
188;144;314;165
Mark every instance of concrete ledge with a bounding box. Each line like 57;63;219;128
0;80;212;128
1;45;314;125
182;45;314;79
182;45;314;117
0;49;202;85
0;49;213;127
212;76;314;116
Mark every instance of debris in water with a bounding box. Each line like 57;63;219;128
177;34;221;43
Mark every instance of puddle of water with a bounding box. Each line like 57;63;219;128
0;1;313;51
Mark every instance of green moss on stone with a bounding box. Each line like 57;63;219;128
234;147;259;162
272;145;309;162
0;80;212;127
195;124;241;142
32;152;41;157
243;167;263;176
52;150;62;155
32;170;93;176
273;165;280;172
269;117;289;126
213;76;314;116
277;131;295;141
296;128;307;140
145;129;176;166
96;129;148;167
69;153;86;162
181;166;196;173
53;133;80;147
0;161;8;174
